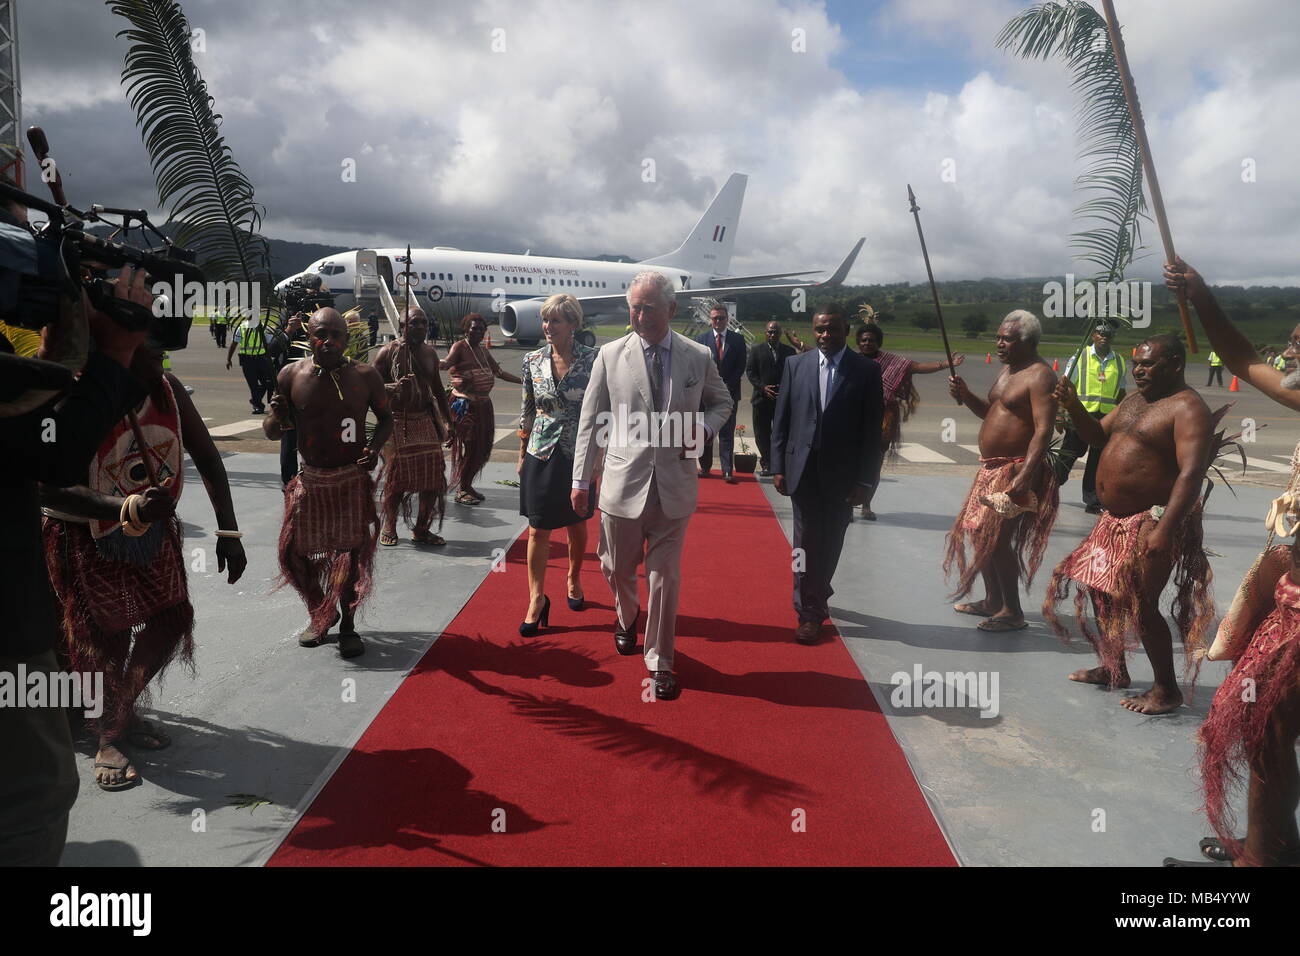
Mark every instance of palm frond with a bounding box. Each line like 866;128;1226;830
106;0;271;291
996;1;1148;284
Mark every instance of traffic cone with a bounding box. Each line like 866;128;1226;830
485;328;493;349
1052;357;1059;371
985;353;991;364
1132;347;1137;357
1229;375;1240;392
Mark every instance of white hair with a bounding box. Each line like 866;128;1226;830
627;270;676;309
1002;309;1041;346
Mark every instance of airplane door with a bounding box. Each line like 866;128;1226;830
354;249;379;300
376;256;395;292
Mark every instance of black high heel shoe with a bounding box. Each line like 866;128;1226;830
567;592;585;611
519;595;551;637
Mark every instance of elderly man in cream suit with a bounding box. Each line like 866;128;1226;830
572;271;734;700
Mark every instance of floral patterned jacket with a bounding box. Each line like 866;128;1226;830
519;342;598;461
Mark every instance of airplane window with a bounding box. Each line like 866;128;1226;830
527;278;532;285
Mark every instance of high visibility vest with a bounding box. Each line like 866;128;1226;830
1276;355;1287;371
237;320;269;357
162;351;172;371
1208;351;1223;367
1074;347;1125;414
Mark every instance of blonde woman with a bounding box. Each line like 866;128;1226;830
517;294;598;635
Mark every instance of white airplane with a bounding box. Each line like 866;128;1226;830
274;173;863;346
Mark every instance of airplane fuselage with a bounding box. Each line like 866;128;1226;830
284;247;711;339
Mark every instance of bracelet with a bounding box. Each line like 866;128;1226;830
121;494;151;537
215;530;243;539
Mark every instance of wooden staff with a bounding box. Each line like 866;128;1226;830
907;184;961;404
1100;0;1198;353
126;409;161;486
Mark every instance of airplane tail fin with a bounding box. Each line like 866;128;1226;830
641;173;746;276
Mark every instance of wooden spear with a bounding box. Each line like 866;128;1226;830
907;184;961;403
1100;0;1198;353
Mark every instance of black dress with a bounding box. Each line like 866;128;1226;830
520;450;595;529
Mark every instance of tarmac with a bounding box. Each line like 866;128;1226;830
59;446;1292;867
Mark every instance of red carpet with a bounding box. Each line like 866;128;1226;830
269;475;956;866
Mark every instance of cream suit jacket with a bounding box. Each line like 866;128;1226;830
572;331;734;521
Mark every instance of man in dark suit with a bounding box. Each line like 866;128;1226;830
746;319;796;476
772;304;884;644
696;304;747;483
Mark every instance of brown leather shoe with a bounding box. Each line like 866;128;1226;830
795;621;820;645
653;670;681;701
614;610;640;655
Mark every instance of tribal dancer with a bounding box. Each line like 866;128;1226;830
1043;334;1217;715
373;308;450;547
945;311;1059;632
265;308;392;658
856;320;965;520
441;313;522;504
41;347;247;790
1162;258;1300;867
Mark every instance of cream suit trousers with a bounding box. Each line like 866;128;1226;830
598;475;690;673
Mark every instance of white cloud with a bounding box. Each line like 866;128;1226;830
18;0;1300;285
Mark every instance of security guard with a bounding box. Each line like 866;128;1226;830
1206;349;1224;387
226;309;276;414
1055;321;1126;513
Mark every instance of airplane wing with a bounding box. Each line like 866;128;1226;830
707;269;824;287
572;237;866;312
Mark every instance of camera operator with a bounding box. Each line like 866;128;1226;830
275;311;309;485
0;183;155;865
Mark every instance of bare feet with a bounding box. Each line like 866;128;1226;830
1069;665;1131;688
337;626;365;659
953;600;996;617
1120;686;1183;714
126;717;171;750
298;611;341;647
94;741;139;790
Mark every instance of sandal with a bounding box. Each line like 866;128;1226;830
94;756;140;791
977;617;1029;632
379;530;399;546
411;529;446;546
125;718;171;751
455;492;479;505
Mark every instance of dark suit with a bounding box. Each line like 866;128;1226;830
746;339;796;470
771;347;884;624
696;328;747;475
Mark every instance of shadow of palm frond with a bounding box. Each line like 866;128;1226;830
505;692;811;814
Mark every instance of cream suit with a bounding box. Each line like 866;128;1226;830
572;331;734;672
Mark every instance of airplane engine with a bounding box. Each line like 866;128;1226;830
501;300;598;348
500;300;544;346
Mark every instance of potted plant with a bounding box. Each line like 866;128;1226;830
732;425;758;474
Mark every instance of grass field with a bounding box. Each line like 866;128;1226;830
193;298;1300;362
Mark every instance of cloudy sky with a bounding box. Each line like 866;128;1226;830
18;0;1300;285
